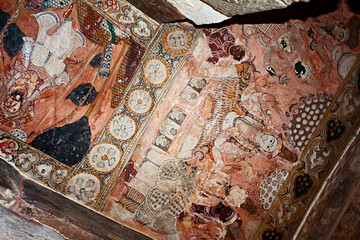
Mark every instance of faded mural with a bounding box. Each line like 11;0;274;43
0;0;360;239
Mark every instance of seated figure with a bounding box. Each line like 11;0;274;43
227;113;297;162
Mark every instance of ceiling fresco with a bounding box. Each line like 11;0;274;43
0;0;360;239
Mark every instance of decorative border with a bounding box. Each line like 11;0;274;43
52;23;201;210
87;141;123;174
294;131;360;239
125;88;155;115
0;130;71;189
94;24;201;210
162;26;192;56
142;56;170;87
83;0;159;47
106;113;138;141
252;56;360;239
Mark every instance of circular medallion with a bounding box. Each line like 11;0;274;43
16;151;38;171
163;27;190;55
108;114;137;141
143;57;169;86
64;172;101;205
9;129;28;142
126;88;154;115
132;18;151;39
88;142;122;174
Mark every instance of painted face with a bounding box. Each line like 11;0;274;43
329;23;346;42
278;36;292;53
230;45;245;61
3;94;22;114
259;134;278;153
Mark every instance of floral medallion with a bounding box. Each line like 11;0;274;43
107;114;137;141
52;168;69;185
101;0;120;12
126;88;154;115
162;27;191;55
64;172;102;205
15;151;38;171
34;161;54;180
143;57;169;86
87;142;122;174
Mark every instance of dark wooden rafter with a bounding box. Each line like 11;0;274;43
125;0;185;23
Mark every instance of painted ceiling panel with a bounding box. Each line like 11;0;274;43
82;0;160;46
295;133;360;239
0;0;360;239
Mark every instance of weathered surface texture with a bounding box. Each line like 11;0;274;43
201;0;309;17
296;132;360;240
0;0;360;239
0;159;150;240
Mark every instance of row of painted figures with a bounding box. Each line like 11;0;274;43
130;5;360;238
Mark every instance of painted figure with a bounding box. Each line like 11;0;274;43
228;114;297;162
0;60;42;127
244;22;319;87
30;11;85;85
203;27;245;64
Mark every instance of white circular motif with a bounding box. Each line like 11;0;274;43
16;152;38;171
65;172;101;205
126;88;153;115
167;30;187;50
9;129;28;142
143;57;168;86
52;168;68;185
108;114;137;141
133;19;151;38
163;27;190;55
88;143;122;173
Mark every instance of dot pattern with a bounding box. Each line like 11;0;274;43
147;188;170;213
288;94;332;152
26;0;72;10
111;39;145;108
259;170;288;210
75;0;122;46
